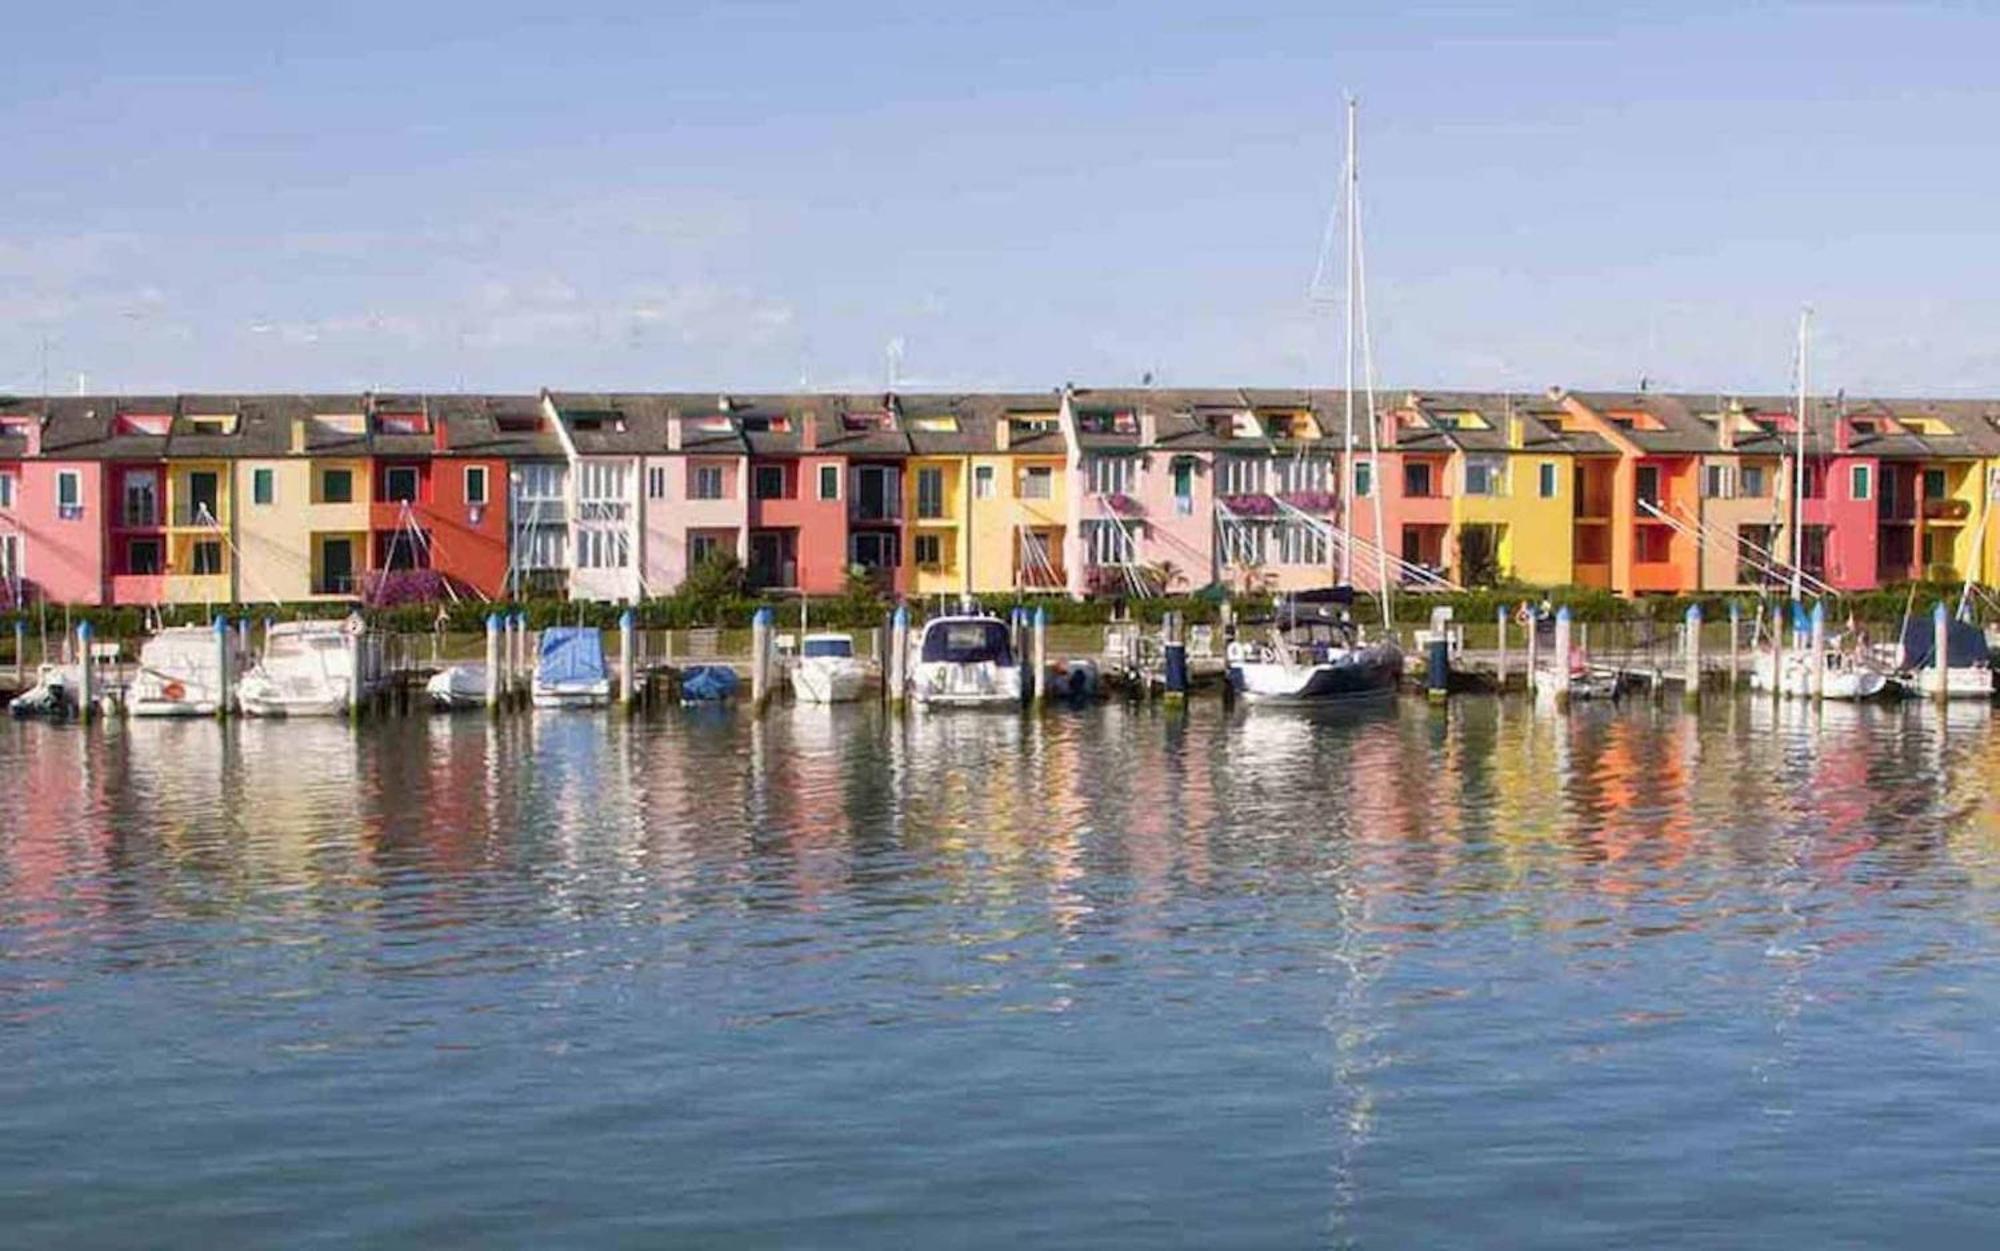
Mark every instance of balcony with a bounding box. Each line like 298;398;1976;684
850;498;901;524
1924;497;1971;523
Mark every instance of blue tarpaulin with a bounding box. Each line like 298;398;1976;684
536;627;608;687
1900;616;1991;670
679;664;739;702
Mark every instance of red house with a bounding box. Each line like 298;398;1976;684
369;395;511;600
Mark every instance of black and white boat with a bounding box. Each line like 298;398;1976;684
1225;589;1403;703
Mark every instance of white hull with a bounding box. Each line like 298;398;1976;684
129;698;220;718
792;659;866;704
238;690;353;718
426;665;488;710
1531;666;1620;701
1748;654;1889;700
531;681;611;710
911;661;1022;708
1905;666;1994;699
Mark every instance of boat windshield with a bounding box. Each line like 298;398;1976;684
921;620;1012;665
802;637;853;659
266;634;348;659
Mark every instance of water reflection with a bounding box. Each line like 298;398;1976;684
2;698;1999;1246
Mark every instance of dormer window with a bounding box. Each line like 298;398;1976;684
185;414;237;434
566;410;623;433
910;415;959;433
376;411;429;435
114;413;171;437
1074;409;1132;435
739;415;792;434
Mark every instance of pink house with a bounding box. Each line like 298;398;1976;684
1062;388;1231;597
1;399;108;605
641;403;748;593
1792;407;1880;591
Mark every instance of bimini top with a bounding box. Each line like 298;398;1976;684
537;626;608;685
919;616;1013;666
1242;586;1357;627
1900;615;1991;670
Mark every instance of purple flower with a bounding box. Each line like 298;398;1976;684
1279;490;1338;513
1104;492;1143;516
363;568;456;607
1220;493;1280;516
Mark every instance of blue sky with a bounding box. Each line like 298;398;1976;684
3;2;1998;396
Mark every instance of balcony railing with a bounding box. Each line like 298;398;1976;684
851;499;901;523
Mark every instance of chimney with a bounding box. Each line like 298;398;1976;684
433;409;449;453
290;418;307;455
668;416;684;452
1716;408;1735;452
1139;409;1157;446
1831;404;1852;454
800;411;817;452
995;419;1011;452
1507;414;1525;450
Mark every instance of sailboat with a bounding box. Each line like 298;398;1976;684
1226;97;1402;704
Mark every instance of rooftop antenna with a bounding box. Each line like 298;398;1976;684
886;337;905;392
1791;305;1812;601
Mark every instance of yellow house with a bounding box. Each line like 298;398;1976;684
966;401;1068;595
164;457;234;603
1418;396;1577;587
233;400;376;602
900;401;981;597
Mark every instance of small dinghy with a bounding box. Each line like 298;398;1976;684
426;664;489;710
8;665;77;719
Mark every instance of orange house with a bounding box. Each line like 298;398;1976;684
1555;391;1704;594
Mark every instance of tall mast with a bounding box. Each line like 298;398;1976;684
1790;306;1810;600
1340;96;1357;586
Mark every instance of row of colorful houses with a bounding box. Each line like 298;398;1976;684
4;386;2000;607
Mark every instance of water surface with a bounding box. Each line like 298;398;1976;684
3;698;1998;1247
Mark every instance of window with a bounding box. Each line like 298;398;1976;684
1224;521;1267;566
914;533;944;567
1635;465;1661;508
1083;519;1136;566
465;466;489;507
191;540;223;576
1636;527;1672;562
1538;461;1559;499
851;465;899;520
383;466;420;503
1736;524;1777;585
819;464;841;500
320;468;353;504
1353;459;1373;498
516;524;567;570
513;462;566;501
1273;456;1330;495
1403;461;1434;498
1740;465;1767;498
57;470;83;519
1086;455;1136;496
973;465;996;499
753;465;787;500
1219;457;1266;496
1277;519;1328;565
126;538;162;575
1171;457;1195;516
577;528;628;569
689;533;723;568
0;534;18;581
693;465;725;501
1703;464;1734;499
647;465;668;500
1020;467;1053;500
917;467;946;519
0;472;15;509
1924;468;1947;499
1803;464;1826;500
1850;464;1872;501
579;461;629;502
121;472;156;527
1464;457;1505;497
253;468;275;506
850;530;898;568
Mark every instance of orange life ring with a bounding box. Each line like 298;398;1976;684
163;681;186;702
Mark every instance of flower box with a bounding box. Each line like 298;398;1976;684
1279;490;1338;513
1103;492;1143;517
1219;493;1279;516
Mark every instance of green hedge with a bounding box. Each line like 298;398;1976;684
0;581;1976;642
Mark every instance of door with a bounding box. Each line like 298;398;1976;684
320;537;354;594
1636;465;1661;509
123;472;158;527
188;471;219;524
748;531;794;589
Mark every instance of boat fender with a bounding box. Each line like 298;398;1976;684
163;681;186;702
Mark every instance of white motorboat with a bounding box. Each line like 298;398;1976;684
1225;591;1402;704
130;625;240;717
8;664;78;719
791;632;866;704
1531;660;1621;702
238;618;387;717
531;626;611;709
426;663;489;710
910;614;1023;708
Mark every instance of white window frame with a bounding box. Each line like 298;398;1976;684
849;530;897;568
1538;461;1558;499
916;467;946;519
818;464;841;501
465;465;489;507
1020;466;1053;500
689;532;723;567
1702;463;1734;500
56;470;83;520
1851;464;1872;501
1277;519;1328;566
1273;456;1330;495
0;471;16;509
1083;519;1136;566
1219;456;1266;496
692;464;726;501
1085;455;1136;496
973;465;996;499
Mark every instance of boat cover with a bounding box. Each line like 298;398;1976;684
537;627;607;686
1900;616;1991;670
920;620;1013;665
679;664;740;702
